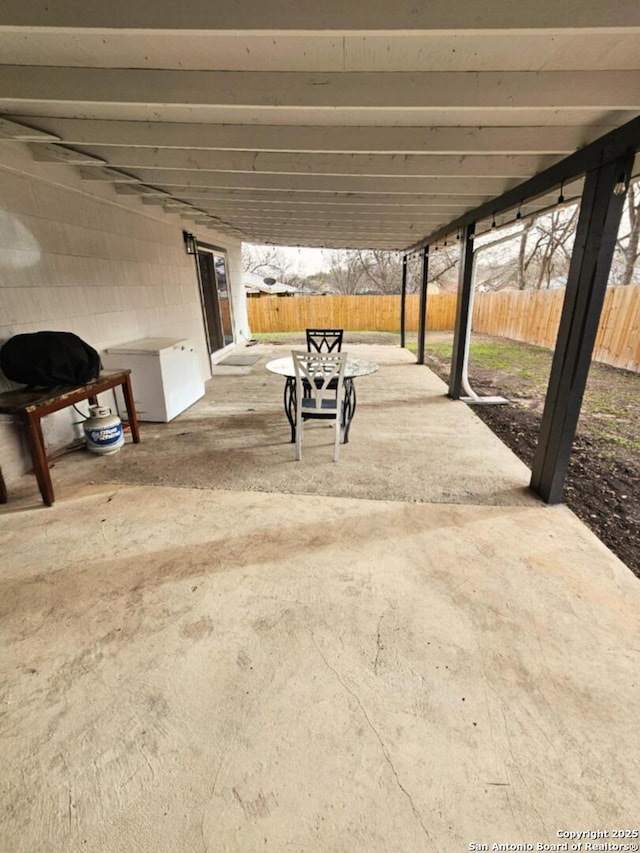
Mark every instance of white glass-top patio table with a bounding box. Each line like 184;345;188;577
265;355;379;443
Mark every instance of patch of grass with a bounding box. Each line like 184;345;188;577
470;340;552;373
252;332;304;341
405;341;453;358
588;429;640;450
425;342;453;357
417;337;553;394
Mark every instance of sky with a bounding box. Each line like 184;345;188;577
245;243;334;276
276;246;334;276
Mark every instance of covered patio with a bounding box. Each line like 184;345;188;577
1;343;639;851
1;4;640;850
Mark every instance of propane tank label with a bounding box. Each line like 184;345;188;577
88;425;123;445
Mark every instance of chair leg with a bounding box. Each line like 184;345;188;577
333;415;340;462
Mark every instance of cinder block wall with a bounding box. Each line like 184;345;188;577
0;142;245;484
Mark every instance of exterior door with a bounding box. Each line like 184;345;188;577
197;250;233;354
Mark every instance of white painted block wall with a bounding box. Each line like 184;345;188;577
0;142;246;485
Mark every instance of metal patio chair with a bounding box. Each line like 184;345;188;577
306;329;344;395
305;328;344;353
291;350;348;462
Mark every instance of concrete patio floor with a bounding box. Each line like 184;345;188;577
1;344;638;853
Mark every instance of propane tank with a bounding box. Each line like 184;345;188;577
83;405;124;455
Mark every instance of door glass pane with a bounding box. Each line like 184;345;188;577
214;255;234;346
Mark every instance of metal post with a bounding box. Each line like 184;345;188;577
448;223;475;398
417;247;429;364
400;254;407;348
530;151;635;504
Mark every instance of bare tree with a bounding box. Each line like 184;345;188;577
355;250;402;294
615;181;640;287
325;250;367;294
402;246;460;294
242;244;294;281
516;221;534;290
474;206;578;292
524;207;578;289
427;246;461;291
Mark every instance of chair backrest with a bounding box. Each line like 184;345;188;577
292;351;347;412
306;328;344;353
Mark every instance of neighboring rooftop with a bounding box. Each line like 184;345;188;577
244;272;301;297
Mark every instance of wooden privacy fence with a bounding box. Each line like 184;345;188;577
247;293;457;333
595;285;640;371
247;287;640;372
473;286;640;373
472;290;566;349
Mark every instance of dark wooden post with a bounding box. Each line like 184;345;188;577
530;151;635;503
417;247;429;364
400;253;407;348
448;223;475;398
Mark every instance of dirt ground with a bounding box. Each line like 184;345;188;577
421;336;640;580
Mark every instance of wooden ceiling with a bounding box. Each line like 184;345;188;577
1;1;639;248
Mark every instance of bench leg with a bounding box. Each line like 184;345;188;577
25;412;55;506
0;465;6;504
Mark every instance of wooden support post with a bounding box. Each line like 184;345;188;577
400;254;407;348
530;151;635;504
448;224;475;398
417;247;429;364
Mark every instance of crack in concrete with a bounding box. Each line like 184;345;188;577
373;613;384;674
310;633;439;852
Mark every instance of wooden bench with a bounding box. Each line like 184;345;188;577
0;370;140;507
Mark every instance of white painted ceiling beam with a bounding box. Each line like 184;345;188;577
247;231;420;241
243;236;420;248
175;190;562;214
239;221;431;231
136;188;491;206
78;169;516;194
77;166;139;182
0;0;637;30
2;68;639;110
0;116;60;140
9;117;617;154
6;105;635;128
197;214;459;229
248;242;408;249
199;211;448;224
138;195;172;205
177;201;482;213
27;142;105;165
79;148;557;178
1;33;640;74
187;203;470;217
249;230;424;237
